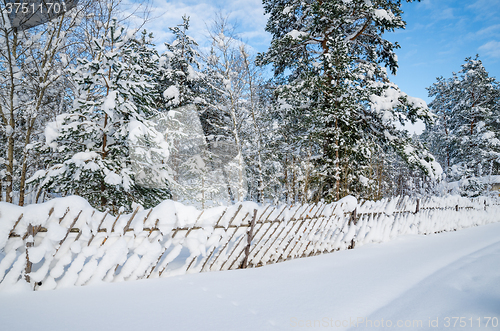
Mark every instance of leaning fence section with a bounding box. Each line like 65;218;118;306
0;195;499;291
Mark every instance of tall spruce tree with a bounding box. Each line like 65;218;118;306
156;17;206;206
158;16;203;111
424;56;500;196
257;0;441;201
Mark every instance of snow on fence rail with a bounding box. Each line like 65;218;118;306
0;195;499;291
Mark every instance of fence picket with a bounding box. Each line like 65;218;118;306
272;205;312;258
217;212;251;270
220;234;247;271
277;204;317;262
290;206;329;259
8;213;24;237
310;204;341;255
24;224;34;283
123;207;140;234
244;206;278;262
208;208;246;270
225;210;258;270
241;209;258;269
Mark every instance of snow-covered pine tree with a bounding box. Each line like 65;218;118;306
0;0;154;205
30;21;170;211
155;16;226;208
158;15;203;111
257;0;442;202
425;56;500;196
420;77;452;172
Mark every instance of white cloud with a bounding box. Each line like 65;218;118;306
438;7;455;20
478;40;500;58
475;24;500;37
119;0;270;54
419;0;433;9
467;0;500;20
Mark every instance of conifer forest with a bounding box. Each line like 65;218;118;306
0;0;499;212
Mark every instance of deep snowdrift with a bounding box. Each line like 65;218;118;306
1;221;499;330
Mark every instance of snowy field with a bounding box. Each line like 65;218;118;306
1;222;499;331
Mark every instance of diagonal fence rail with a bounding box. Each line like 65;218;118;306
0;195;499;291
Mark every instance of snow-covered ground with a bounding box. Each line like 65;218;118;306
1;222;499;331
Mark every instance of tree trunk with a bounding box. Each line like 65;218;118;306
5;28;18;204
19;17;65;206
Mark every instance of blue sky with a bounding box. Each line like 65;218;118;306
129;0;500;131
124;0;269;51
387;0;500;104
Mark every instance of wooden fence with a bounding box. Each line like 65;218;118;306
0;195;499;291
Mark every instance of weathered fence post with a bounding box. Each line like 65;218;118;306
415;199;420;214
242;209;257;269
455;205;459;212
24;224;34;283
349;208;357;225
